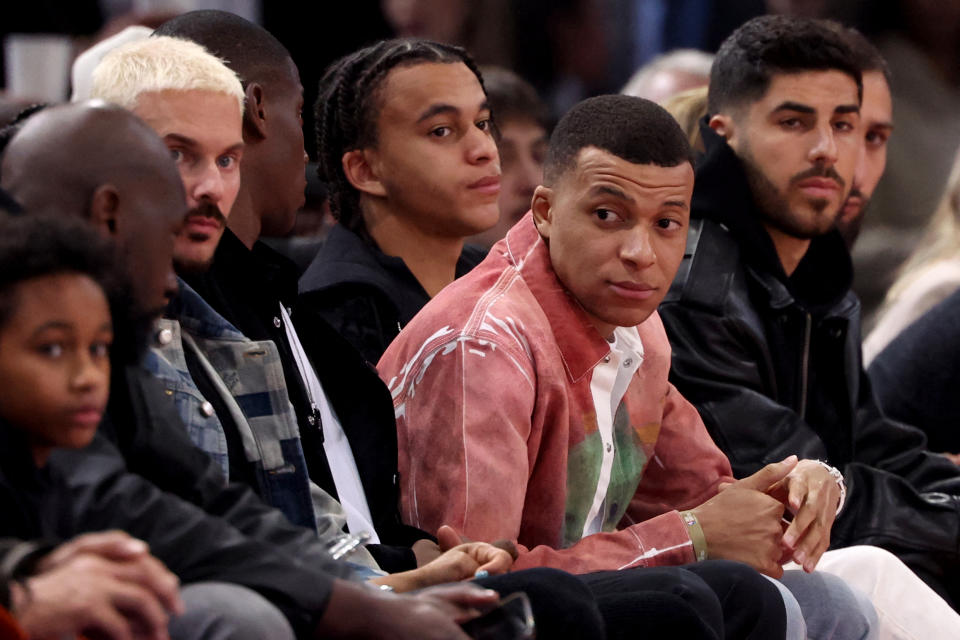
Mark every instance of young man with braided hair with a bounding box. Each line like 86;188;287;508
299;39;496;364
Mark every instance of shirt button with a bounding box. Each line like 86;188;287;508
603;355;611;363
200;401;215;417
273;317;282;328
606;443;613;453
156;328;173;346
623;358;633;367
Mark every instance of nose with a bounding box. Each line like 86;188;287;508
620;225;656;269
466;126;499;166
70;350;108;394
187;160;225;207
850;139;868;192
808;125;839;166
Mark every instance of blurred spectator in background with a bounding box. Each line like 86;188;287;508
381;0;515;68
851;0;960;327
660;85;709;154
621;49;712;104
864;146;960;364
469;66;550;249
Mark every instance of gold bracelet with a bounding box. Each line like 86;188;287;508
679;510;708;561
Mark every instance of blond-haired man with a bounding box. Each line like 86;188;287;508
92;35;245;271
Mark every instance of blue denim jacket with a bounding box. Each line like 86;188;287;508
143;280;320;532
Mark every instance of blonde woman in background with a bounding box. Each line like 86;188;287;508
864;146;960;364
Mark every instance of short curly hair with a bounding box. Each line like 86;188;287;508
0;214;119;330
544;95;693;184
708;15;862;116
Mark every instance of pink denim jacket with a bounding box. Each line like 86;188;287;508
378;215;734;574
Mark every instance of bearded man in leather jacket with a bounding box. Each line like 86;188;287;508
659;15;960;607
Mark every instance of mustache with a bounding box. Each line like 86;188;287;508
184;201;226;225
789;165;845;190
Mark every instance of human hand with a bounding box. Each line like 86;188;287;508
373;541;513;592
692;455;798;578
767;459;839;572
12;551;182;640
943;452;960;466
317;579;498;639
437;525;519;561
412;538;443;568
36;530;151;571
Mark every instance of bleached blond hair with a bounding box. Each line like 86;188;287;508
90;35;244;113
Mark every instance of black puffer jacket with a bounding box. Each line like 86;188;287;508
659;125;960;605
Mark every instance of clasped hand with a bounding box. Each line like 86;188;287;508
692;455;840;576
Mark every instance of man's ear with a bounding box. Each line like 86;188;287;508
243;82;267;141
531;185;554;240
342;149;387;198
88;184;120;236
708;113;734;139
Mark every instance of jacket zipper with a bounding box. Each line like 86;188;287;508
799;312;812;420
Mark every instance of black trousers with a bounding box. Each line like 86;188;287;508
578;560;785;640
480;560;785;640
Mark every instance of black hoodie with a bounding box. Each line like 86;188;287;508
298;223;484;364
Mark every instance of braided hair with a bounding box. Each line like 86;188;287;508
315;38;486;234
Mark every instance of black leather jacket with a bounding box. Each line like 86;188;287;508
659;126;960;602
47;366;355;637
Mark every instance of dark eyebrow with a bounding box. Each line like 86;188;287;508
663;199;689;210
417;103;459;123
834;104;860;115
31;321;72;335
771;101;815;115
590;185;634;203
417;99;492;124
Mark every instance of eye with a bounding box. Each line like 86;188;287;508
833;120;855;133
655;218;682;231
476;118;493;132
217;155;237;169
865;129;889;148
38;343;64;358
593;208;623;225
170;149;184;162
779;117;803;129
429;126;452;138
91;341;111;359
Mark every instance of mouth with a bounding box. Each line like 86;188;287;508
796;178;841;200
609;281;658;300
841;196;862;218
181;214;224;241
68;406;104;430
468;175;501;196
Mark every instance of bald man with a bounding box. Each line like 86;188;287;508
1;101;184;325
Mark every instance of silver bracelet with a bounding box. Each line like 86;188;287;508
813;460;846;514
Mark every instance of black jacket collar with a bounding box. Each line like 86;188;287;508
694;122;853;311
298;223;486;325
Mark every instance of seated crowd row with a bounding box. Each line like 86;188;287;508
0;9;958;640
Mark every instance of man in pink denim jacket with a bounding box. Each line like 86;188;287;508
379;95;845;579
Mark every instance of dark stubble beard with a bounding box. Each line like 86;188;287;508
739;142;846;240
